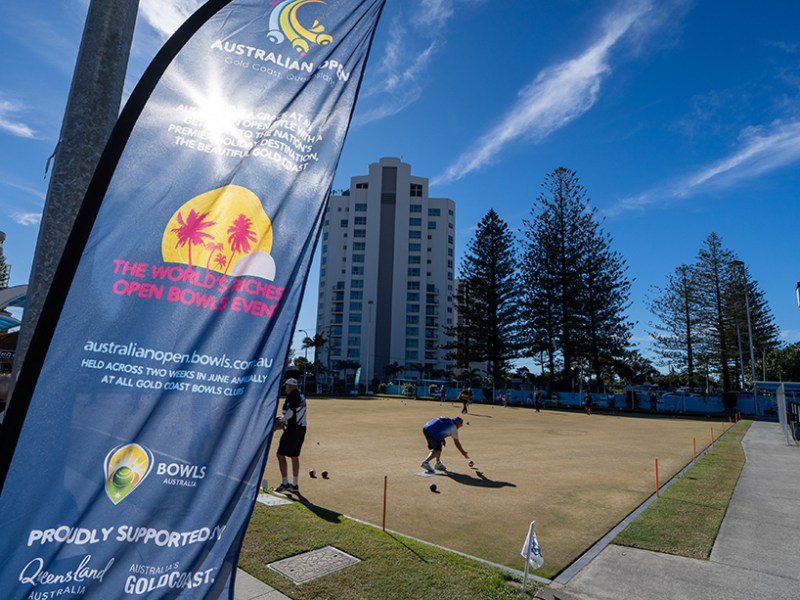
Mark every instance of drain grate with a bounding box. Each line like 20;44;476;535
268;546;361;584
256;493;292;507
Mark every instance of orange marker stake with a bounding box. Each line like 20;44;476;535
711;427;715;447
655;458;660;497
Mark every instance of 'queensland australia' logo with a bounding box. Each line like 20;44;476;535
268;0;333;57
104;444;154;505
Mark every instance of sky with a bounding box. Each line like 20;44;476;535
1;0;799;372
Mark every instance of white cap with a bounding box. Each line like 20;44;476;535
284;378;298;386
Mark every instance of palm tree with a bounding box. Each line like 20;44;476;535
214;253;227;271
406;362;427;384
225;213;257;274
205;241;224;270
303;333;327;390
171;209;216;267
383;361;404;383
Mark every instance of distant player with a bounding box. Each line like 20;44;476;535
458;387;472;414
420;416;469;473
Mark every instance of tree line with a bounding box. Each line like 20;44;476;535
447;166;783;393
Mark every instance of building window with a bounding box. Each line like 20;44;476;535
349;313;361;322
410;204;422;212
351;266;364;275
410;183;423;197
355;216;367;225
405;350;419;360
407;292;420;301
349;325;361;334
354;229;366;238
350;290;363;299
407;267;420;277
427;221;437;229
348;348;360;358
409;230;421;239
407;303;420;313
409;217;421;226
340;219;348;227
355;203;367;211
351;302;363;312
428;208;440;216
448;235;454;244
408;255;420;264
348;336;360;346
353;254;365;263
408;281;420;290
353;242;366;251
407;315;419;324
408;243;421;252
356;182;368;189
406;327;419;337
352;279;363;288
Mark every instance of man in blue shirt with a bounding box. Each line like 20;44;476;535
421;416;469;473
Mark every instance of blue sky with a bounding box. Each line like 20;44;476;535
1;0;799;371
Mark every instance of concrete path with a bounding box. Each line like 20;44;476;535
234;568;290;600
536;421;800;600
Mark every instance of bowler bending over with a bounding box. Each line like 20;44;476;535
421;416;468;473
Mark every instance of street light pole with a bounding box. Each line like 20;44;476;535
298;329;309;394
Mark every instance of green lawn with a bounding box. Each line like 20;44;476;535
240;498;540;600
613;420;750;558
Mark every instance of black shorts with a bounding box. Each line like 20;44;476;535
277;426;307;457
423;429;443;452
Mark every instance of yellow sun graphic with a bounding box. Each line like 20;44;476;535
162;185;275;279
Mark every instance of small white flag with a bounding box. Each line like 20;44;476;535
521;521;544;568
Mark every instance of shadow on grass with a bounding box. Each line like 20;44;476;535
293;494;343;523
384;531;430;563
464;412;492;418
445;470;516;488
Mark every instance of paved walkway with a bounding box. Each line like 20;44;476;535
234;568;290;600
536;421;800;600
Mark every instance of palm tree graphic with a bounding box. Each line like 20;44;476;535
205;241;224;270
171;209;216;267
214;253;228;271
225;213;257;274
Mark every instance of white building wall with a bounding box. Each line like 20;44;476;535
316;157;454;387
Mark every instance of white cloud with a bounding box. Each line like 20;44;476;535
11;211;42;226
607;119;800;216
139;0;202;39
356;0;484;126
434;1;655;185
0;98;35;138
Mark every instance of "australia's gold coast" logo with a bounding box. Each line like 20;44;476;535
104;444;154;505
267;0;333;57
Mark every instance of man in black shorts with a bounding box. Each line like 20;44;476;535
275;378;307;493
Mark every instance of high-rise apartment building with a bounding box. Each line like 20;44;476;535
316;157;455;388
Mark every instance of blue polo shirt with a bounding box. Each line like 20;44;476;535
423;417;459;442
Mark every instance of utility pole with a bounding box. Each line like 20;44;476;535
13;0;140;393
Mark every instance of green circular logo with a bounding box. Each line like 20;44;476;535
113;466;134;488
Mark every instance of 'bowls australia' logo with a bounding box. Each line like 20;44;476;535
268;0;333;57
104;444;154;505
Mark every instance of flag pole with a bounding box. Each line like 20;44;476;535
522;520;534;593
